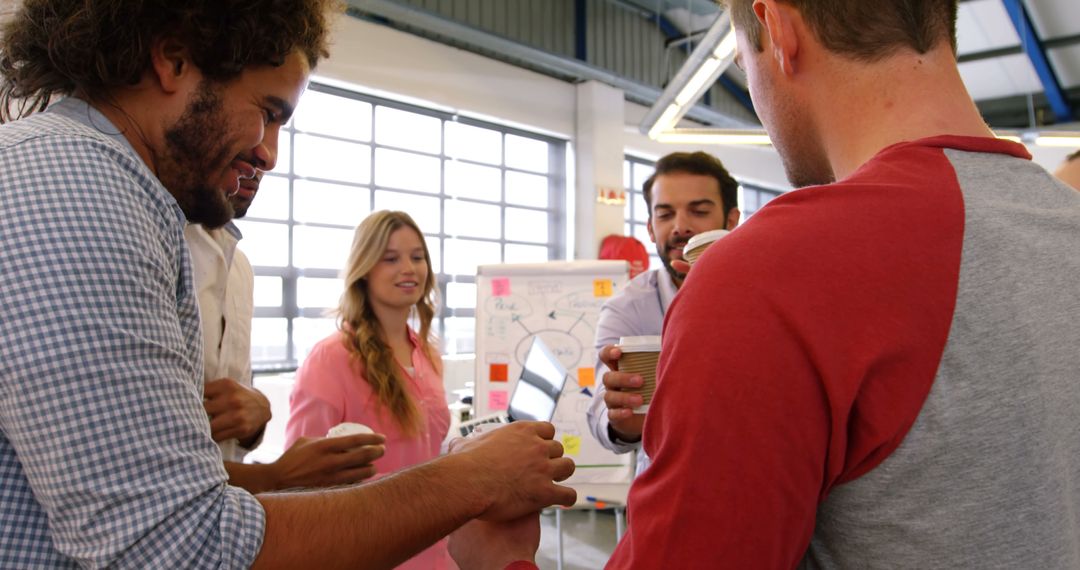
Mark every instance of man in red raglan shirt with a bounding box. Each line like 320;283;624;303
459;0;1080;568
602;0;1080;567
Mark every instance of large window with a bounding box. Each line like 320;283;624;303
239;84;567;369
739;184;784;219
623;155;661;271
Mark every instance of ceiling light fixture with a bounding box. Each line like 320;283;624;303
655;128;771;145
1032;132;1080;147
641;11;744;142
640;8;1080;151
996;129;1080;148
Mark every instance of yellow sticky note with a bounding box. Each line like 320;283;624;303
577;367;595;388
593;279;614;297
562;434;582;456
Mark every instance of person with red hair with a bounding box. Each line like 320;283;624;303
598;234;650;278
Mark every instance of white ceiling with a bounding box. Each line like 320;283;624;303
960;54;1044;100
675;0;1080;125
957;0;1080;103
1022;0;1080;40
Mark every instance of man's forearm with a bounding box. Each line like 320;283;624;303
226;461;278;495
252;452;490;570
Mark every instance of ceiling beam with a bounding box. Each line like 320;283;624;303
1001;0;1073;122
977;85;1080;128
345;0;750;128
650;11;756;118
574;0;587;61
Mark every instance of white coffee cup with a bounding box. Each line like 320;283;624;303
326;422;374;438
683;229;730;267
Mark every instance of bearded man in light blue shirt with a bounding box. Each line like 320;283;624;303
586;151;740;476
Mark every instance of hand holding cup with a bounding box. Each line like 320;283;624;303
599;344;645;442
616;336;662;414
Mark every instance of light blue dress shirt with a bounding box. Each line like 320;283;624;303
585;268;678;477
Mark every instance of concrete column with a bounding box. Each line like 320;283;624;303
574;80;627;260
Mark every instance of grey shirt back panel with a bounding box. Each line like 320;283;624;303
805;150;1080;569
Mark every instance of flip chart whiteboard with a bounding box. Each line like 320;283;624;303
474;261;634;484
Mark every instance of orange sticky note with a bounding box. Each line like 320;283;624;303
593;279;614;297
489;390;508;411
491;278;511;297
490;363;508;382
577;367;595;388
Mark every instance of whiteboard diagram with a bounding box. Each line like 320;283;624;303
475;261;633;484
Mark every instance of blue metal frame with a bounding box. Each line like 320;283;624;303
651;14;683;46
1001;0;1073;122
717;74;754;113
575;0;587;61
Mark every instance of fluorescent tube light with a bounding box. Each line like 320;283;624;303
675;57;724;107
647;104;683;140
1033;134;1080;147
640;12;747;142
995;130;1080;147
655;129;771;145
713;30;737;60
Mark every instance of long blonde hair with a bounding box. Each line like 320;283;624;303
337;210;439;435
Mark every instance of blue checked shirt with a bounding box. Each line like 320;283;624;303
0;98;266;568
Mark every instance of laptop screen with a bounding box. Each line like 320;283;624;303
507;337;568;422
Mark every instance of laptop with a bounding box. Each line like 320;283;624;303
458;336;569;437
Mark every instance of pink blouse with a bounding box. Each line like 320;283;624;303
286;329;453;570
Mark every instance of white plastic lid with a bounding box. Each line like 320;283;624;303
618;335;661;352
326;422;374;438
684;229;729;253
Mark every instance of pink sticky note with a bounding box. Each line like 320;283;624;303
489;390;509;411
492;278;511;297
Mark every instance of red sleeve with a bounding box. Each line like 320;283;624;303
503;562;539;570
606;146;963;568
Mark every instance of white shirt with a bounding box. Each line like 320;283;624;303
585;268;678;476
184;222;255;462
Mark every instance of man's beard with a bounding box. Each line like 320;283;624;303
230;199;252;219
657;236;690;282
159;81;235;229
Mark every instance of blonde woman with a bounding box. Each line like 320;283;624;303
286;210;452;569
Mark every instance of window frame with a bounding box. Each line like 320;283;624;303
244;83;568;370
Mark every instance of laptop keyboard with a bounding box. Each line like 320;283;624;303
458;415;507;437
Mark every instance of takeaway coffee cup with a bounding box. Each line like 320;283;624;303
617;335;661;414
683;229;729;267
326;422;374;438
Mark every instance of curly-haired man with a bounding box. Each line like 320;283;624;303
0;2;573;568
